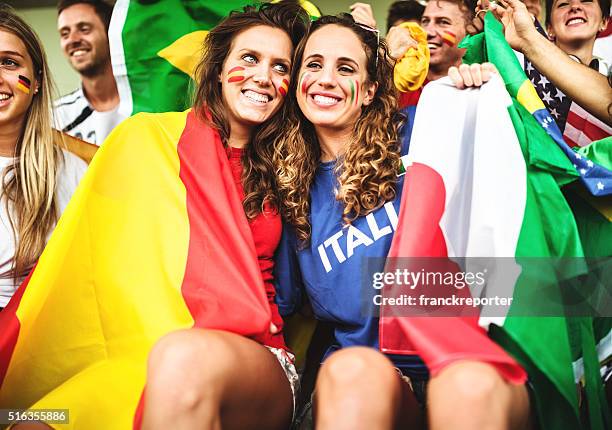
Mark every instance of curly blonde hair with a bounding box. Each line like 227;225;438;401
274;14;403;243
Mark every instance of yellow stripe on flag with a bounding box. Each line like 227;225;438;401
516;79;546;114
0;112;194;428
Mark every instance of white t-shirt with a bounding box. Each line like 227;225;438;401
0;150;87;307
54;88;127;146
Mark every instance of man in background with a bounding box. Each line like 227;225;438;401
54;0;126;145
387;0;426;31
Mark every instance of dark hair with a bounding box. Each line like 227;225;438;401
57;0;113;30
545;0;610;25
387;0;426;31
193;1;309;219
427;0;476;27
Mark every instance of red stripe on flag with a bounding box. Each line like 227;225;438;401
0;267;35;387
176;111;270;333
380;163;527;384
564;103;612;147
133;111;272;429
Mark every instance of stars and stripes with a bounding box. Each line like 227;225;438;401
525;59;572;130
524;46;611;149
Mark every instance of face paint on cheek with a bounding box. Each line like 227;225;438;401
299;72;311;96
441;31;457;47
16;75;31;94
227;66;245;83
349;79;360;106
278;78;289;97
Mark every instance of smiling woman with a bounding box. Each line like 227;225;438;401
546;0;609;66
117;3;309;430
0;5;86;311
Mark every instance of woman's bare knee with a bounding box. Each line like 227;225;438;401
428;361;531;430
146;330;240;410
318;346;398;389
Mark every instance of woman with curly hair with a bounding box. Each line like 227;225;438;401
134;3;310;430
274;13;531;430
0;6;86;311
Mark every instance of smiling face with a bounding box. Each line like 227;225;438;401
58;3;110;77
0;30;37;132
296;24;377;134
220;25;292;135
421;1;467;76
548;0;606;47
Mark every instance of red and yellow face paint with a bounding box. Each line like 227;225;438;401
299;71;311;95
227;66;245;83
278;78;289;97
349;79;360;106
16;75;31;94
440;31;457;47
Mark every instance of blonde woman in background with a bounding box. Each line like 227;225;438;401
0;5;86;310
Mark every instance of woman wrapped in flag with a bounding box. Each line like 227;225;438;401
138;3;308;429
0;6;86;311
0;2;309;430
273;13;531;430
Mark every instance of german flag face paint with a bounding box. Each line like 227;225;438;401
278;78;289;97
16;75;31;94
227;66;245;83
441;31;457;47
299;72;311;96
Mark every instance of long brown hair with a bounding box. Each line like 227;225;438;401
0;5;63;282
274;14;403;242
192;1;309;219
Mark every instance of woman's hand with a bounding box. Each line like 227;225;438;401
448;62;498;89
472;0;540;53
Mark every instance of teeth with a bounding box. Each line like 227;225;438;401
567;18;586;25
243;90;269;104
313;95;339;105
428;43;440;50
0;94;10;101
72;50;87;57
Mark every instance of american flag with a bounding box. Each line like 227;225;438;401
524;46;611;148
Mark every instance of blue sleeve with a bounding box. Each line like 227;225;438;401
398;105;416;156
274;223;304;316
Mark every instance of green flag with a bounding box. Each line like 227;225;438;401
460;14;611;430
110;0;254;116
109;0;321;117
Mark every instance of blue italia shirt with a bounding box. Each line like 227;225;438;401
275;109;428;379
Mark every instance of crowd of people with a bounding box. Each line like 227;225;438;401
0;0;609;429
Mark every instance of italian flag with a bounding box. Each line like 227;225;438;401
0;111;272;429
380;14;610;430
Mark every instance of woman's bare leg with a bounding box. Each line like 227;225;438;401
142;329;292;430
427;361;532;430
314;347;423;430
